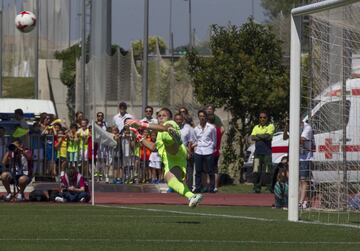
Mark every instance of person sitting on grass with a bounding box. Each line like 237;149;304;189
55;166;90;203
273;156;289;210
125;107;203;208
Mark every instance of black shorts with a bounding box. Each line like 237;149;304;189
9;174;31;185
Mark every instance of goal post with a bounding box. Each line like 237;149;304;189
289;0;360;222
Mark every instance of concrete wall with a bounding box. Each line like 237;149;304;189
38;59;69;121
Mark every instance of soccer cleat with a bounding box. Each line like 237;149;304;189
188;194;203;208
16;193;24;201
5;193;12;201
55;196;65;203
298;201;309;209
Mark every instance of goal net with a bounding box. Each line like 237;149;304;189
291;0;360;225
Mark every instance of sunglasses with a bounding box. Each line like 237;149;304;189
145;110;152;113
97;114;104;117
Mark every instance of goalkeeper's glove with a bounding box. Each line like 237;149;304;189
129;127;144;143
125;119;149;129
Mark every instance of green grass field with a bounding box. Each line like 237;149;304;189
1;203;360;251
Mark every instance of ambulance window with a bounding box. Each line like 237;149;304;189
311;100;351;134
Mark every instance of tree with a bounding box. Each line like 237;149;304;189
261;0;312;20
187;18;289;172
54;44;82;121
132;36;167;59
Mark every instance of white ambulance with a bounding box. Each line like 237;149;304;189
244;77;360;176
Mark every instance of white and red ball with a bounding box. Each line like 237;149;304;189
15;11;36;33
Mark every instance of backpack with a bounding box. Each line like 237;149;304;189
29;189;48;202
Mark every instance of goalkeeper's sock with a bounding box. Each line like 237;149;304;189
167;177;194;199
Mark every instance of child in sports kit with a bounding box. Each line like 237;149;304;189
126;107;203;208
139;129;151;183
111;126;123;184
54;128;68;177
67;123;79;168
149;130;162;184
77;119;90;176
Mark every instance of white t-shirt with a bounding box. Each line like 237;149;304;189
300;122;314;161
180;123;195;146
113;112;134;133
141;117;158;124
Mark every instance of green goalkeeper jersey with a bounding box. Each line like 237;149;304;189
155;120;187;174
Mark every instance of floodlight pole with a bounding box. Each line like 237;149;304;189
187;0;192;50
142;0;149;118
81;0;86;113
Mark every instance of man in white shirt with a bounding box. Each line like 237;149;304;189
141;106;158;124
174;112;195;189
299;121;315;209
192;110;217;193
113;102;134;133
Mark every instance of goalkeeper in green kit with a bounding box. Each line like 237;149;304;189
125;107;203;208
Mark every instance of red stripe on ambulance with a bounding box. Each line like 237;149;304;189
272;146;289;153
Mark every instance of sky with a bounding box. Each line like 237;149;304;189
111;0;265;49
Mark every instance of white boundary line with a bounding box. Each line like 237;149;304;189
97;204;274;222
97;204;360;229
0;238;360;245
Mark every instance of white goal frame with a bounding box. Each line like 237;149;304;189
289;0;360;222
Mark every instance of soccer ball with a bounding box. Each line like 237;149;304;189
15;11;36;33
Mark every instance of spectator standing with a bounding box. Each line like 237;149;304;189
141;106;158;124
95;112;108;181
149;131;162;184
208;115;222;192
67;123;79;169
14;108;29;129
251;112;275;193
54;128;68;176
121;125;134;184
113;102;134;133
139;129;151;183
174;113;195;190
299;121;315;209
111;126;123;184
95;112;108;130
178;106;195;127
77;119;90;176
75;111;84;129
192;110;217;193
206;105;224;135
41;115;56;178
